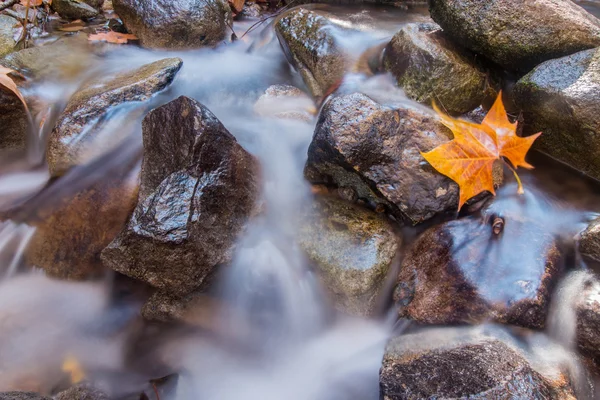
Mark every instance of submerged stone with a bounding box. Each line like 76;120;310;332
297;196;400;316
275;8;351;99
428;0;600;71
101;96;260;296
113;0;233;49
514;48;600;181
393;197;563;329
305;92;460;225
383;22;487;115
46;57;183;176
253;84;316;122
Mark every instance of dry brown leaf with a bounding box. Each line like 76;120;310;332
229;0;245;13
58;20;85;32
0;67;30;116
88;31;137;44
20;0;43;6
421;92;541;210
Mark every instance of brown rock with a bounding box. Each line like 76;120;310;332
101;96;260;296
393;199;564;329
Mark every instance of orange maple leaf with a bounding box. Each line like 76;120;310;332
421;93;541;210
88;31;138;44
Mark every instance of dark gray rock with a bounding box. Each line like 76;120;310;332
47;57;183;176
275;8;350;99
54;384;109;400
428;0;600;71
305;92;460;225
113;0;233;49
51;0;101;20
513;48;600;181
380;331;572;399
576;274;600;369
297;196;400;316
393;199;563;329
383;22;488;115
101;96;260;296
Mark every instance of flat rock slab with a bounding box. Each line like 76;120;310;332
102;96;260;296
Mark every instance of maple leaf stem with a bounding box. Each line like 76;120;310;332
504;160;524;195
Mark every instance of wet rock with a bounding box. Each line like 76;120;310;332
47;57;182;176
513;48;600;181
576;275;600;369
0;81;27;152
0;393;50;400
101;96;260;296
54;384;109;400
238;2;262;19
0;15;18;58
579;217;600;262
25;169;138;280
113;0;233;49
253;84;316;122
380;330;571;399
51;0;100;20
393;200;563;329
275;8;351;99
305;92;460;225
428;0;600;71
297;196;400;316
383;23;487;115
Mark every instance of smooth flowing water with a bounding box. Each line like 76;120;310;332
1;3;600;399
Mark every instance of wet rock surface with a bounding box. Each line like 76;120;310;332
46;57;183;176
51;0;101;20
275;8;350;99
579;217;600;262
576;275;600;369
101;96;260;296
305;92;459;225
513;48;600;181
25;170;138;280
253;84;316;122
297;196;400;316
54;384;109;400
393;199;563;329
113;0;233;49
0;15;17;58
428;0;600;71
0;393;50;400
383;22;487;115
380;330;569;399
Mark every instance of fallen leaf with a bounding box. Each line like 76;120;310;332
58;20;85;32
20;0;43;6
0;67;30;116
421;92;541;210
229;0;245;13
88;31;137;44
62;355;85;384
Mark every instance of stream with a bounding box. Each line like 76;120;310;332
1;1;600;399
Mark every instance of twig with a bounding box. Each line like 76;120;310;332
239;0;298;40
0;0;18;12
151;383;160;400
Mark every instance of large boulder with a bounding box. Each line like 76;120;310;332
0;15;17;58
383;22;488;115
393;196;564;329
297;196;400;316
428;0;600;71
275;8;351;99
305;92;460;225
101;96;260;296
47;57;183;176
513;48;600;181
113;0;233;49
575;273;600;369
380;329;574;399
579;217;600;262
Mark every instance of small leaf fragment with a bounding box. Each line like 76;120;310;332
88;31;138;44
62;355;85;384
